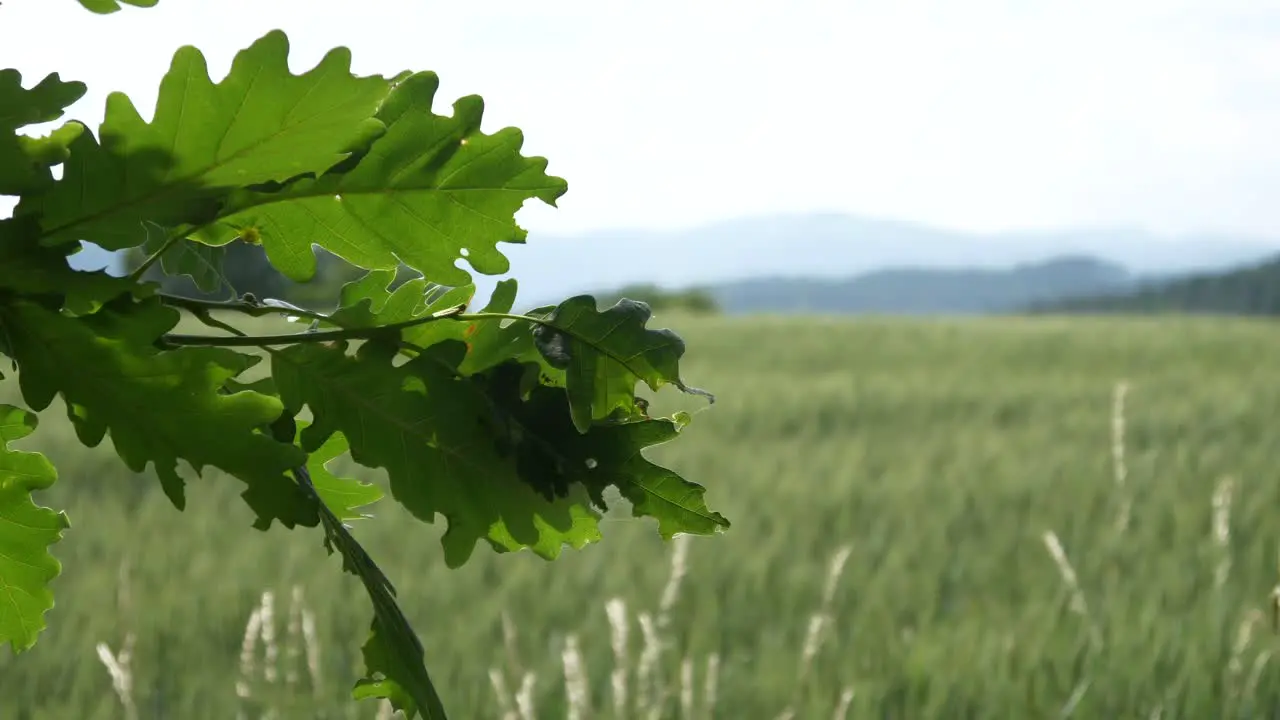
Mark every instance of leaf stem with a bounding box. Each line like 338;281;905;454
161;305;465;348
158;293;332;324
128;232;184;282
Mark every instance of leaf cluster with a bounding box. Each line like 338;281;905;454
0;10;725;718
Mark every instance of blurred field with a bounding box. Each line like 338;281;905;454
5;312;1280;719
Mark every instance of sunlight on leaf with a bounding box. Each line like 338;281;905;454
0;405;69;653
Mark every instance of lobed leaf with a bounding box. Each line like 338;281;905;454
273;334;726;567
485;366;728;538
0;296;314;527
300;427;384;522
534;296;713;432
352;616;445;720
0;68;86;196
272;339;602;568
22;31;394;251
331;272;541;375
0;405;70;653
208;71;567;286
140;220;235;294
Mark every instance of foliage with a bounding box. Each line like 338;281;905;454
0;8;724;718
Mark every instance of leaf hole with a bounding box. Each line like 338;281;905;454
585;458;598;470
459;248;470;258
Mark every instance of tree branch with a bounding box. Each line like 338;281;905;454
159;292;332;324
161;304;466;348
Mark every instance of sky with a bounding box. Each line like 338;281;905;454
2;0;1280;243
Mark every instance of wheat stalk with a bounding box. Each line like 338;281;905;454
657;535;691;633
1058;679;1091;718
703;653;720;719
562;633;590;720
490;667;520;720
1111;380;1132;533
515;671;538;720
260;590;279;685
285;586;304;689
503;610;522;679
1212;475;1236;589
635;612;663;719
678;656;695;719
95;631;138;720
831;687;855;720
606;597;630;718
236;600;265;714
1226;609;1264;698
1042;530;1102;650
771;544;854;718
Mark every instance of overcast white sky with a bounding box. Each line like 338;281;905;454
3;0;1279;239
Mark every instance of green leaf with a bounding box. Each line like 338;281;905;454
534;296;713;432
486;365;729;538
76;0;159;13
0;69;86;195
141;220;234;294
330;275;473;346
338;269;400;316
352;616;445;719
0;296;313;528
302;428;384;522
0;405;70;653
456;280;549;373
272;339;602;568
213;71;567;285
24;31;394;251
330;273;537;375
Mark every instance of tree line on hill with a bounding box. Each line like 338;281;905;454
1028;255;1280;316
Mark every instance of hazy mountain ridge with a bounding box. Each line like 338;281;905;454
509;213;1280;307
706;256;1140;315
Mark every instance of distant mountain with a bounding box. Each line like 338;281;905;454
507;213;1280;306
1032;252;1280;316
706;256;1140;315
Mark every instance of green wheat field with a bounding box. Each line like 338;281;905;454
4;313;1280;719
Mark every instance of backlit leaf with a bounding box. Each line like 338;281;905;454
273;339;602;568
301;427;384;522
273;337;725;567
0;68;86;195
0;296;313;527
211;71;567;286
534;296;713;432
0;405;69;653
24;31;393;251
